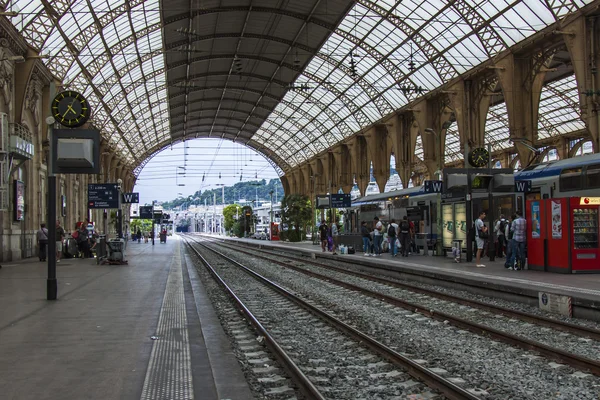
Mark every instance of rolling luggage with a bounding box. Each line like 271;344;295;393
63;237;79;258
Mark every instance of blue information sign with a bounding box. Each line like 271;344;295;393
88;184;119;209
330;193;351;208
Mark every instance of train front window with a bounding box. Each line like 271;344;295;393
586;164;600;189
560;167;583;191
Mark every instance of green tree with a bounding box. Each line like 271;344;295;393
130;219;153;234
280;194;312;242
223;204;242;231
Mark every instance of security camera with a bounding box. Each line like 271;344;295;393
117;178;122;191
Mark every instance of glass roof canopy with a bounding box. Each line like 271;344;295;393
5;0;593;173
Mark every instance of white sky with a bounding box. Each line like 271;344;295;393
133;139;281;203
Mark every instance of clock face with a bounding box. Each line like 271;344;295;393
51;91;90;128
468;147;490;168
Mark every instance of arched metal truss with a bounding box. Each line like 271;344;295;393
5;0;594;175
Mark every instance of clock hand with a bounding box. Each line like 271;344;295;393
67;104;77;116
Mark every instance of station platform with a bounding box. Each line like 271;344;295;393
209;234;600;321
0;236;253;400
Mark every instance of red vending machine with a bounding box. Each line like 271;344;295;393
527;197;600;273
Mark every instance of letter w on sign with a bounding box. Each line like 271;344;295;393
122;193;140;203
424;180;443;193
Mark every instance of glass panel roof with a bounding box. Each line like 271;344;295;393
5;0;593;173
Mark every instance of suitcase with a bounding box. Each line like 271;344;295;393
347;246;355;254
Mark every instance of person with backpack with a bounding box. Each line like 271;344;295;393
387;219;399;257
399;216;411;257
319;219;329;253
494;214;507;258
475;211;488;267
361;221;372;256
373;216;383;257
36;223;49;261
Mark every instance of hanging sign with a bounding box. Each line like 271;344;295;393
88;184;119;209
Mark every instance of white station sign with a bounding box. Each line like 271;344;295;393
580;197;600;205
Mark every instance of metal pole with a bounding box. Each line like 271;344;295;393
46;82;57;300
435;131;442;256
269;190;274;240
487;143;496;261
465;142;473;262
151;201;155;245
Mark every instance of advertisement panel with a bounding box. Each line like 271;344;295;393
531;201;541;238
454;202;467;243
441;203;454;248
551;200;562;239
13;180;24;221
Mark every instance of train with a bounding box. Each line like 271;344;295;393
342;152;600;250
514;152;600;200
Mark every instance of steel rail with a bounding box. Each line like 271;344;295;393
199;236;600;377
183;238;325;400
225;236;600;341
184;235;480;400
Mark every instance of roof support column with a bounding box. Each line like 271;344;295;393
336;144;353;194
448;78;495;154
318;153;332;194
348;135;369;196
413;99;452;179
495;53;546;166
388;114;417;189
364;125;391;193
562;15;600;152
300;164;311;198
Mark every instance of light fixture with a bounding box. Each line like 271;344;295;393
1;55;25;63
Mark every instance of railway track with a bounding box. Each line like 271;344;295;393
195;235;600;377
184;235;480;400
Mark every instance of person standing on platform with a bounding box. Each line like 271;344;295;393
136;228;142;243
504;214;515;269
319;219;329;253
330;219;339;255
55;220;65;263
509;210;527;270
494;214;507;258
475;211;488;268
361;221;372;256
36;223;49;261
373;216;383;257
399;216;411;257
387;219;399;257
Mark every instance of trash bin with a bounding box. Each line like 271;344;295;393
96;235;107;265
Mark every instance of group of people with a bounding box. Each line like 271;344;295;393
361;216;415;257
36;220;96;262
474;210;527;269
318;219;340;254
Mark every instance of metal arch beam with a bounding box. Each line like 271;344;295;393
161;82;350;144
169;70;352;142
164;37;395;116
450;0;508;57
119;80;351;147
164;51;357;139
134;127;292;176
85;0;149;153
38;0;138;165
356;0;458;82
124;0;163;148
170;106;326;155
170;98;329;150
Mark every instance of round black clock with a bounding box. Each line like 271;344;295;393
468;147;490;168
51;90;91;128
